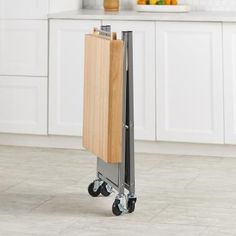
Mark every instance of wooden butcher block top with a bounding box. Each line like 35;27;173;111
83;30;124;164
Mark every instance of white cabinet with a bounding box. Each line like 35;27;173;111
223;23;236;144
0;20;48;76
49;20;100;136
156;22;224;144
0;76;47;134
102;20;156;141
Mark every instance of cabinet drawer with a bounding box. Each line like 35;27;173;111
0;20;48;76
0;76;47;135
0;0;48;19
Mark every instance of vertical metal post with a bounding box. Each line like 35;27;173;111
127;32;135;195
122;31;135;196
117;31;128;196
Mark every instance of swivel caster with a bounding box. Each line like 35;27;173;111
88;180;102;197
100;182;112;197
112;199;123;216
127;197;137;213
112;195;129;216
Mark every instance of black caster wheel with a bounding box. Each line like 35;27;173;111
127;198;137;213
100;183;112;197
112;199;123;216
88;182;101;197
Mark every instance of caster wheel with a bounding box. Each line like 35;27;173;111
128;198;136;213
112;199;123;216
88;182;101;197
100;183;112;197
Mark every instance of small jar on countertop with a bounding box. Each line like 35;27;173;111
104;0;120;11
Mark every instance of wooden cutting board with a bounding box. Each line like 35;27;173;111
83;32;124;164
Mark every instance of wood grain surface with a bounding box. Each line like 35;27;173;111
83;33;124;163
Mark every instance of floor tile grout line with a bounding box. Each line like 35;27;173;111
1;180;26;194
184;173;201;189
56;218;88;236
199;226;211;236
28;195;55;213
149;203;172;222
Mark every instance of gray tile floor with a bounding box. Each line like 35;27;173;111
0;146;236;235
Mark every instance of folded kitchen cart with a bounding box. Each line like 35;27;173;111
83;26;137;216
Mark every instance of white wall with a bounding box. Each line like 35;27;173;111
83;0;236;11
50;0;82;13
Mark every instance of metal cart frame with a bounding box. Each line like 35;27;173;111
87;26;137;216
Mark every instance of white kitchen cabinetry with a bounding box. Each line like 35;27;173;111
0;76;47;134
223;23;236;144
102;20;156;141
0;0;81;19
49;20;100;136
156;22;224;144
0;20;48;76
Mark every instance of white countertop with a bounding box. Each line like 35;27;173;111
49;9;236;22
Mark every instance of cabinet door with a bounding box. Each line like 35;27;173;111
156;22;224;144
223;23;236;144
0;76;47;134
0;0;48;19
49;20;100;136
0;20;48;76
102;20;156;141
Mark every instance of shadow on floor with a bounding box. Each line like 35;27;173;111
0;192;114;218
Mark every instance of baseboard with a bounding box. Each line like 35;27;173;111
0;133;83;150
0;133;236;158
135;140;236;158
